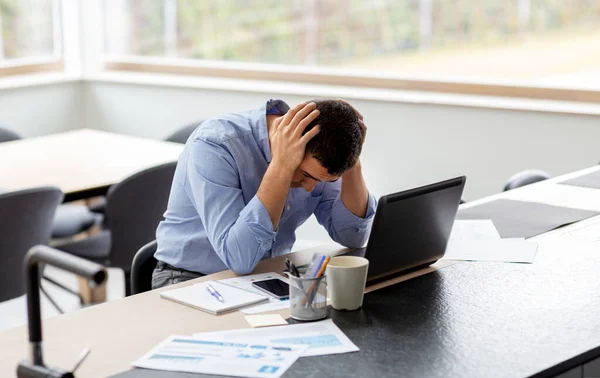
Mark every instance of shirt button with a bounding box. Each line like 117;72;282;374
286;205;291;211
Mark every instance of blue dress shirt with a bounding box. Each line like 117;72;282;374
154;100;377;275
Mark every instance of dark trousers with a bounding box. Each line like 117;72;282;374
151;261;205;289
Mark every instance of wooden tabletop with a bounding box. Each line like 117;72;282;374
0;129;183;198
1;164;599;377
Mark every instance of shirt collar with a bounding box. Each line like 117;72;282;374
253;99;290;163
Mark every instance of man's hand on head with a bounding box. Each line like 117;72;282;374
269;102;321;174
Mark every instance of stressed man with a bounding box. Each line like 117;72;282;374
152;99;377;288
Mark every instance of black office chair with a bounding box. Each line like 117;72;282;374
0;125;98;238
0;187;63;303
131;240;158;295
51;204;101;238
55;162;177;296
164;121;203;144
503;169;551;191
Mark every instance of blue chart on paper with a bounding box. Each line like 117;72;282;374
272;335;342;349
149;354;204;363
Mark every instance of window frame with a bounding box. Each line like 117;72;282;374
0;57;64;77
103;55;600;104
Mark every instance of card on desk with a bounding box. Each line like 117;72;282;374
160;280;268;315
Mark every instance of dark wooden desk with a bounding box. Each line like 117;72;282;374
112;239;600;378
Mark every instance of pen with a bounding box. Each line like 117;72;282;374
314;256;330;278
303;256;331;307
206;283;224;303
285;259;300;278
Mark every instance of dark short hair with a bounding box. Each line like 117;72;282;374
303;99;363;176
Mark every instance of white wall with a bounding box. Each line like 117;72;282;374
84;81;600;242
0;82;84;137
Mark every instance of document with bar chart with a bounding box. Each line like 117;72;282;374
133;335;306;378
194;319;359;357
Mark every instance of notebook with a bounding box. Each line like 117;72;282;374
160;280;269;315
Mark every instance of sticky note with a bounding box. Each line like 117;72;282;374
245;314;288;328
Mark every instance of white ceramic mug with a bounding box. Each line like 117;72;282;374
326;256;369;311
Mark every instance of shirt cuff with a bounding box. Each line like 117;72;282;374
331;192;377;230
239;195;277;246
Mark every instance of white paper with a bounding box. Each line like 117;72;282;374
446;219;537;263
194;319;359;357
559;218;600;242
444;238;538;263
449;219;501;241
160;281;268;314
218;273;291;314
133;335;306;378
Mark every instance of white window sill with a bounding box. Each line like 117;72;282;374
90;71;600;116
3;69;600;117
0;72;80;90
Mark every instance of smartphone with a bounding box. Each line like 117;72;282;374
251;278;290;300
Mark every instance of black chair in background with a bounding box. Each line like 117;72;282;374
130;240;158;295
164;121;203;144
88;121;200;215
503;169;551;191
0;125;98;238
55;162;177;296
0;125;23;142
0;187;63;304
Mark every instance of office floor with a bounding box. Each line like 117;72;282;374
0;239;326;333
0;266;125;332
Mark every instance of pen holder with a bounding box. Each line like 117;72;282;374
288;274;328;321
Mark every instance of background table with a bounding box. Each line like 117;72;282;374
0;129;183;201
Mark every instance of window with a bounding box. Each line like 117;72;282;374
0;0;63;75
103;1;600;100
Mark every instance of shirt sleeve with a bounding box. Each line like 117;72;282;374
184;138;276;275
313;179;377;248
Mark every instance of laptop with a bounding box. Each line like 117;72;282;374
343;176;466;284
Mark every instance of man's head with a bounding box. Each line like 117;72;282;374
291;99;364;192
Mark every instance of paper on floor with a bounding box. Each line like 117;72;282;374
194;318;358;357
444;238;538;263
245;314;288;328
132;335;306;378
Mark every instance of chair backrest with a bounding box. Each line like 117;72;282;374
130;240;158;295
503;169;551;191
0;126;23;143
105;162;176;270
164;121;203;144
0;187;63;302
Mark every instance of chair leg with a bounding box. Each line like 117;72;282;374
124;269;132;297
40;284;64;314
43;275;85;305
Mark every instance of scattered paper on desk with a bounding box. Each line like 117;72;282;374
450;219;501;241
446;219;537;263
132;335;306;378
219;273;291;314
558;218;600;242
194;319;358;357
245;314;288;328
444;238;538;263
